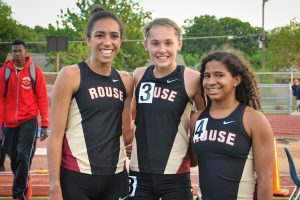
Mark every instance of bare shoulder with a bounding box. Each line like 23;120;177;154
243;106;271;137
117;70;134;95
59;64;80;77
55;64;80;91
244;106;268;124
133;66;147;77
133;66;147;84
184;67;200;80
118;70;133;83
184;67;200;86
184;66;201;101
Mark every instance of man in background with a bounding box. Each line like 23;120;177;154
291;78;299;111
0;39;49;200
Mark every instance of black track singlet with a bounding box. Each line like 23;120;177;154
61;61;127;175
193;104;256;200
130;65;192;174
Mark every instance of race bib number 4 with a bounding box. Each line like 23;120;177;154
193;118;208;143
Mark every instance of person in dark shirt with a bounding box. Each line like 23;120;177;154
191;51;274;200
128;18;204;200
291;78;299;111
47;7;133;200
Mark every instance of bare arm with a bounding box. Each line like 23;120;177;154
125;67;147;158
184;68;205;167
189;111;202;167
184;67;205;111
244;108;274;200
120;71;134;145
47;65;79;200
131;67;147;121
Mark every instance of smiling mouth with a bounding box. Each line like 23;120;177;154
156;55;169;60
207;88;221;94
208;88;218;91
100;49;113;56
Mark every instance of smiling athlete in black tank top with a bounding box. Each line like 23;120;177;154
130;65;191;174
61;61;127;175
193;104;256;200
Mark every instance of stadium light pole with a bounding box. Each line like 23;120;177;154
261;0;269;71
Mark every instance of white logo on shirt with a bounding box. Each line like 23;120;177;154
119;195;128;200
112;79;119;82
167;79;177;83
223;120;235;125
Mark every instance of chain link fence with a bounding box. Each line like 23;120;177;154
256;72;300;113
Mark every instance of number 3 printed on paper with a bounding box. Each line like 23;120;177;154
129;175;137;197
138;82;155;103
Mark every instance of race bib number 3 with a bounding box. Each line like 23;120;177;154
138;82;155;103
129;175;137;197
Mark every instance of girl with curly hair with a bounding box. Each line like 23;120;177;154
191;51;274;200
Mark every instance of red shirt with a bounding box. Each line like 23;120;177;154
0;56;49;127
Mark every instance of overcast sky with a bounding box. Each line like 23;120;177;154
3;0;300;31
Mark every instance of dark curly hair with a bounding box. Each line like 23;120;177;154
200;51;261;111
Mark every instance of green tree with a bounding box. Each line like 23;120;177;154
47;0;151;71
0;0;41;63
266;20;300;71
0;0;19;63
182;15;261;68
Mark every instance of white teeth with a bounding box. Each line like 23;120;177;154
157;56;168;60
157;55;168;58
208;88;219;93
101;50;112;55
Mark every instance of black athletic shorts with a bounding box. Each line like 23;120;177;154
60;167;129;200
128;170;193;200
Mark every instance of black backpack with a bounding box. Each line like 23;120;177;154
4;63;36;97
